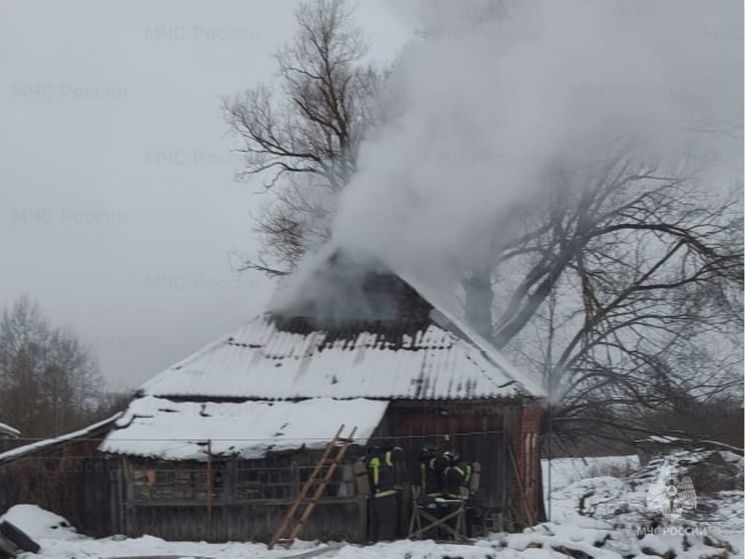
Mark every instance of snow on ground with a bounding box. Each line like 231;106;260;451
542;455;640;494
5;520;740;559
0;505;82;542
2;453;742;559
541;452;744;558
7;533;311;559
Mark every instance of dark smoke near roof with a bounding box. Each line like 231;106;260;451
270;249;433;331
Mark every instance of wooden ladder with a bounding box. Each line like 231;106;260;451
267;424;358;550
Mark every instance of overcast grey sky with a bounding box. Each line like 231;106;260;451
0;1;412;389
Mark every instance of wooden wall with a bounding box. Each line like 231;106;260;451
511;404;543;527
0;397;542;541
374;400;521;531
0;439;114;537
118;500;364;542
113;450;368;543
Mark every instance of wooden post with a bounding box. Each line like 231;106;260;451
508;446;533;528
117;457;126;535
206;439;213;539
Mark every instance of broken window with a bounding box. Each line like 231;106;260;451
236;464;295;500
128;455;357;504
131;461;225;502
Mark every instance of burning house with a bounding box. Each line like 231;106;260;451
0;251;546;542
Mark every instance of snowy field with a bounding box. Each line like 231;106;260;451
2;453;742;559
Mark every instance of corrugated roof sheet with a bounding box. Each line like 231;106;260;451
0;421;20;438
100;396;387;460
0;414;120;466
140;314;543;400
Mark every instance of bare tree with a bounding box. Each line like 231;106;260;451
224;0;386;273
482;152;743;442
487;161;741;347
224;1;743;445
0;296;103;438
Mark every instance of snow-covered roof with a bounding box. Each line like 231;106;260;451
100;396;388;460
139;248;545;402
140;312;542;401
0;421;20;438
394;265;546;398
0;414;120;466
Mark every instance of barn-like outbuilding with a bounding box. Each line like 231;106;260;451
0;252;545;542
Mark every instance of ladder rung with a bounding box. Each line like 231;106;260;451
267;424;357;550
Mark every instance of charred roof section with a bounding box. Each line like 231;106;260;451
271;251;433;340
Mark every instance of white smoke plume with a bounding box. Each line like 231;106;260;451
328;0;742;302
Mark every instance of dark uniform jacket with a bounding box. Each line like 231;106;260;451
420;453;450;496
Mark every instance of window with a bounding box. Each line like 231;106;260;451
236;464;295;500
128;457;357;504
297;464;354;498
131;462;225;502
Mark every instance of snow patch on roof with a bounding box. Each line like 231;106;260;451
100;396;388;460
0;420;20;438
0;414;120;465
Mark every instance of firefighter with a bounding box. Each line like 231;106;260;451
415;448;469;538
443;451;472;500
366;444;404;542
419;447;449;497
